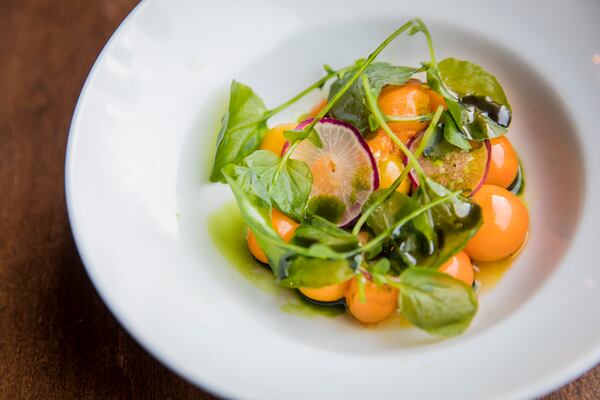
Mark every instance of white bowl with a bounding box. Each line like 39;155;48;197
65;0;600;398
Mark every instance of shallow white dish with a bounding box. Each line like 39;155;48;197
65;0;600;398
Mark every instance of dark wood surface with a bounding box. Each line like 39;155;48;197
0;0;597;398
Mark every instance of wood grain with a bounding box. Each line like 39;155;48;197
0;0;597;398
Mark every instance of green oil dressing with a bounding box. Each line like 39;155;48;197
207;202;344;318
207;203;279;294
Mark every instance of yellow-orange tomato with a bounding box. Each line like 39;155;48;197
308;98;328;118
465;185;529;262
247;208;299;263
427;89;447;112
439;251;474;285
367;129;396;162
345;276;399;324
300;280;351;302
377;154;410;194
485;136;519;188
378;83;431;143
259;123;296;156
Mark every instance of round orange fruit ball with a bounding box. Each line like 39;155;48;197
345;276;399;324
247;208;299;264
465;185;529;262
378;82;431;143
300;280;351;302
485;136;519;188
259;123;297;156
307;98;328;118
377;154;410;194
438;251;474;285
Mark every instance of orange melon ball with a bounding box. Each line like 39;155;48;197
300;280;351;302
377;154;410;194
438;251;474;285
259;123;296;156
465;185;529;262
247;208;299;264
427;89;447;112
345;276;399;324
367;129;396;163
307;98;328;118
485;136;519;188
378;83;431;143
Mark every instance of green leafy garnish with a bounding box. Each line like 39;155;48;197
243;150;312;220
328;63;417;134
211;18;515;338
396;267;478;336
426;58;511;143
293;215;359;252
210;82;269;182
279;257;354;288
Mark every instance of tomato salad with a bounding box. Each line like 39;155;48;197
210;19;528;336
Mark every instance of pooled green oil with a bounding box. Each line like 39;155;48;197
207;202;344;318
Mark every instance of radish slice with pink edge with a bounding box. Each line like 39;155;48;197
285;118;378;226
406;130;491;196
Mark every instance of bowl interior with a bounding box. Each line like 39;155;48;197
176;19;584;353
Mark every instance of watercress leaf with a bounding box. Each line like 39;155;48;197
305;244;348;260
371;258;391;275
278;256;354;288
438;58;511;112
328;63;417;134
413;178;482;267
211;81;268;182
243;150;312;220
365;190;435;269
443;112;471;150
427;60;511;143
293;214;359;252
284;128;323;148
399;267;478;336
221;164;288;269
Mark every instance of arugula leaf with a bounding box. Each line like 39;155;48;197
328;63;417;134
211;81;269;182
398;267;478;336
278;256;354;288
413;178;482;267
243;150;312;220
293;214;359;252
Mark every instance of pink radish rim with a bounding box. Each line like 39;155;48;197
405;131;491;197
283;118;379;191
282;118;379;227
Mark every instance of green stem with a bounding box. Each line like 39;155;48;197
385;113;433;123
351;104;444;236
346;191;460;257
228;65;356;134
264;65;357;119
301;19;418;133
421;23;436;67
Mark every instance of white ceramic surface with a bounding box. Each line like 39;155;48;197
65;0;600;399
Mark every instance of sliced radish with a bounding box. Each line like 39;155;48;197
408;132;491;196
289;118;378;226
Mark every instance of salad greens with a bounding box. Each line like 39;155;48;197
210;18;512;337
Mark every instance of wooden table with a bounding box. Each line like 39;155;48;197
0;0;597;398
